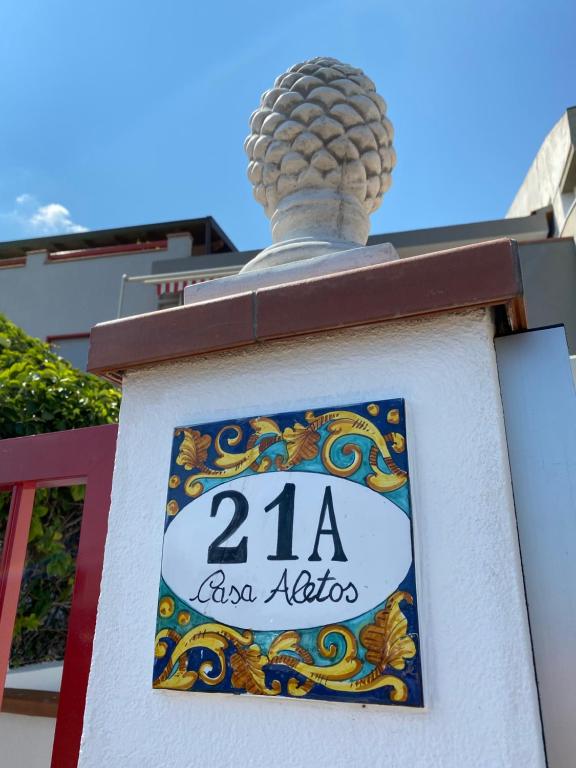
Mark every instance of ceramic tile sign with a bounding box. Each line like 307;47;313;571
154;399;423;706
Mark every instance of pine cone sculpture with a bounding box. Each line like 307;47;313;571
245;57;396;219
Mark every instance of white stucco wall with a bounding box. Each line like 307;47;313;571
79;309;545;768
0;714;55;767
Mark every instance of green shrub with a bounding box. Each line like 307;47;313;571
0;315;120;666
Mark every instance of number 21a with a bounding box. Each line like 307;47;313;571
207;483;347;565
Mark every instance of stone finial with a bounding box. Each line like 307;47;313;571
243;56;396;271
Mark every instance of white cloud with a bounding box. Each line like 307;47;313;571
28;203;88;234
15;193;34;206
1;194;88;236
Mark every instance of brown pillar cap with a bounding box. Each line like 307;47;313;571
88;239;525;382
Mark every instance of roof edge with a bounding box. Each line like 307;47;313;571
0;216;237;260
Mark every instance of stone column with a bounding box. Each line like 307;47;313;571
79;59;546;768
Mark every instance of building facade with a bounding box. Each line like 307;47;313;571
0;217;237;369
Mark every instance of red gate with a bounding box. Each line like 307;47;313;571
0;424;118;767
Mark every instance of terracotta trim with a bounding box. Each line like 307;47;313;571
256;238;522;340
88;292;255;375
47;240;168;262
87;239;525;378
0;257;26;269
1;688;59;718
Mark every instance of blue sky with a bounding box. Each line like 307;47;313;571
0;0;574;251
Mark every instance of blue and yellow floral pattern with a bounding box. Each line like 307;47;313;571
154;398;423;706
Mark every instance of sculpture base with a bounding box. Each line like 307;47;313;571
184;242;398;306
240;237;362;272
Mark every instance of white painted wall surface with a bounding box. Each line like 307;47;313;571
80;309;545;768
496;328;576;768
6;660;62;692
0;714;55;767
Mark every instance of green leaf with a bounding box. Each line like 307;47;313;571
69;485;86;503
28;516;44;542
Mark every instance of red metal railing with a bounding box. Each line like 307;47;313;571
0;424;118;767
